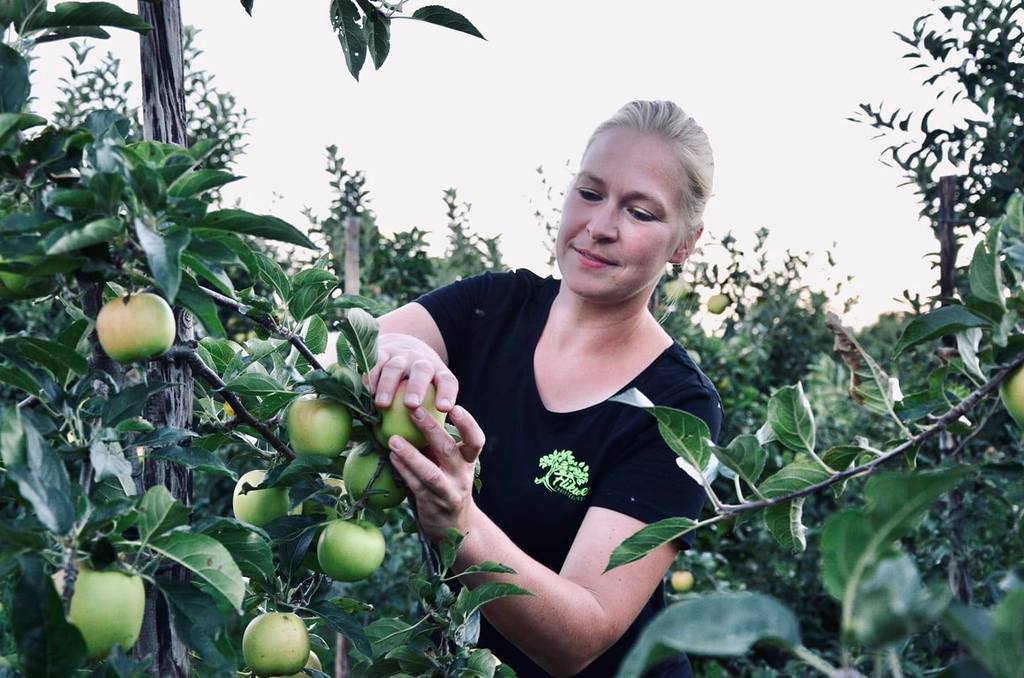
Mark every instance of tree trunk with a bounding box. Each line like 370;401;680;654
936;175;972;660
344;215;361;295
133;2;192;676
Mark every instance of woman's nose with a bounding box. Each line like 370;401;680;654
586;206;619;241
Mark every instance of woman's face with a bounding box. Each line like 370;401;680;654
556;127;694;304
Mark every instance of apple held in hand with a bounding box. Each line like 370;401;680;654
242;612;310;677
286;394;352;457
343;445;406;509
378;382;445;449
317;518;386;582
59;565;145;661
96;292;176;363
233;469;290;528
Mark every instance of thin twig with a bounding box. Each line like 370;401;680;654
165;346;296;460
197;286;326;372
344;455;387;517
718;354;1024;515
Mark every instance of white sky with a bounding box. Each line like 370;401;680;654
26;1;976;329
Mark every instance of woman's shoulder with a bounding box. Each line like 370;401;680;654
638;342;723;436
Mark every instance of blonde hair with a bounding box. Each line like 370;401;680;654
584;100;714;242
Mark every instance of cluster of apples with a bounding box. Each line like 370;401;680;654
232;384;443;582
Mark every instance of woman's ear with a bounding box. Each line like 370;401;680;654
669;223;704;264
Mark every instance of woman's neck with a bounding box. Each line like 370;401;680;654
543;283;661;354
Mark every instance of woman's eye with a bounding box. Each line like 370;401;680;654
577;188;601;202
629;207;656;222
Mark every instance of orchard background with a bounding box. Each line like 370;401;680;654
0;1;1022;677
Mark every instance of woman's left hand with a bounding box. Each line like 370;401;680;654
386;404;485;543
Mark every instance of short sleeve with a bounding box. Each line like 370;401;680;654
589;387;723;550
413;273;494;372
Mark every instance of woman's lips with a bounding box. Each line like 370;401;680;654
573;247;616;267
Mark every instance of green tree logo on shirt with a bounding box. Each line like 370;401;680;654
535;449;590;501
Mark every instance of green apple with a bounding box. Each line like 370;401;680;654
233;470;289;528
59;565;145;661
317;518;386;582
242;612;309;677
706;293;730;315
1000;365;1024;426
284;651;322;678
670;570;695;593
0;256;55;300
96;292;176;363
343;446;406;509
286;395;352;457
378;382;445;449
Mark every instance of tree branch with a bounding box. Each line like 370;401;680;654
197;285;326;372
718;354;1024;515
165;346;296;460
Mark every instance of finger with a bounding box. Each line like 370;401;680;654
365;349;390;397
432;369;459;412
374;355;409;408
403;359;435;408
449;405;485;463
388;437;448;499
409;406;460;470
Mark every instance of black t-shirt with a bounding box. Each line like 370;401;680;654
415;269;723;678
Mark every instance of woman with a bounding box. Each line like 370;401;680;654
368;100;723;677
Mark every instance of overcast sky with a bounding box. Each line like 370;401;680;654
27;1;976;329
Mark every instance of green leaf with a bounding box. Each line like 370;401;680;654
615;592;800;678
13;557;87;677
305;315;328;355
135;221;189;303
0;364;41;398
1006;192;1024;234
458;561;517;576
306;601;373;657
606;518;698;571
330;0;367;80
339;307;378;374
288;278;336;321
989;586;1024;678
411;5;485;39
763;497;807;554
33;25;111;43
969;232;1005;310
0;111;45;143
150;445;234;478
0;44;29;114
22;2;152;32
0;336;88;382
848;555;949;648
767;383;816;455
197;209;315;248
147;532;244;612
893;305;991;357
102;381;169;426
7;420;74;535
200;520;275;588
356;0;390;68
138;486;190;543
177;275;226;338
89;433;136;496
168;169;240;198
453;582;532;623
710;434;766;487
1;408;27;467
156;578;237;672
181;252;235;297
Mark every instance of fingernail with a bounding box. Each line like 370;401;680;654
389;436;402;451
451;405;463;418
407;394;421;407
438;398;452;409
412;407;426;421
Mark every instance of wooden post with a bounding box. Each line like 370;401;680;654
134;2;192;676
937;175;972;616
344;215;361;295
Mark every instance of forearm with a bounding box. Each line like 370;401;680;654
454;505;614;677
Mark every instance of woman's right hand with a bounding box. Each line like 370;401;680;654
367;332;458;413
